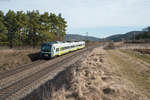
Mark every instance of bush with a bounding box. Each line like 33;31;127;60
104;42;115;49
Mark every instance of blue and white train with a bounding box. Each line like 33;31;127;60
40;41;85;58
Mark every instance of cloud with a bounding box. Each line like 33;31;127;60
0;0;150;29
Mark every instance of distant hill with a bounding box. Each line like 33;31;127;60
65;34;100;41
105;31;144;42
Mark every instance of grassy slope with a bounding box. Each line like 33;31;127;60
107;50;150;98
0;49;40;72
120;49;150;65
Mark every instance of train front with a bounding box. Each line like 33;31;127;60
40;43;52;58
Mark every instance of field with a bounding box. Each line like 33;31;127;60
0;47;40;72
120;49;150;64
108;49;150;98
23;45;150;100
0;43;150;100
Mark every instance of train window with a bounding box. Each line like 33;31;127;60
62;47;67;50
56;48;59;52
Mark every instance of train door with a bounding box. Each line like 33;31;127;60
51;46;55;57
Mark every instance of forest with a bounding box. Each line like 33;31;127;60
135;27;150;40
0;10;67;48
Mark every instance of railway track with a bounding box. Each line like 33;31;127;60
0;49;87;89
0;46;97;100
0;60;46;80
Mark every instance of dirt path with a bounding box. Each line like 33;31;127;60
106;49;150;98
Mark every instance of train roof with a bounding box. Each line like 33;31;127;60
42;41;85;45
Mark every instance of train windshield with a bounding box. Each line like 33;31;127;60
41;43;52;52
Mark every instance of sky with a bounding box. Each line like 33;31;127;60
0;0;150;38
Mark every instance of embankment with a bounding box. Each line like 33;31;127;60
22;47;148;100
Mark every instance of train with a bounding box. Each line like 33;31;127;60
40;41;85;58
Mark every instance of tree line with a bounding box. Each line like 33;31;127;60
0;10;67;48
135;27;150;40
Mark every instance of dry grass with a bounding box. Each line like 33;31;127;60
0;48;40;72
120;49;150;65
86;42;101;47
48;48;148;100
108;50;150;98
22;47;149;100
104;42;115;49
